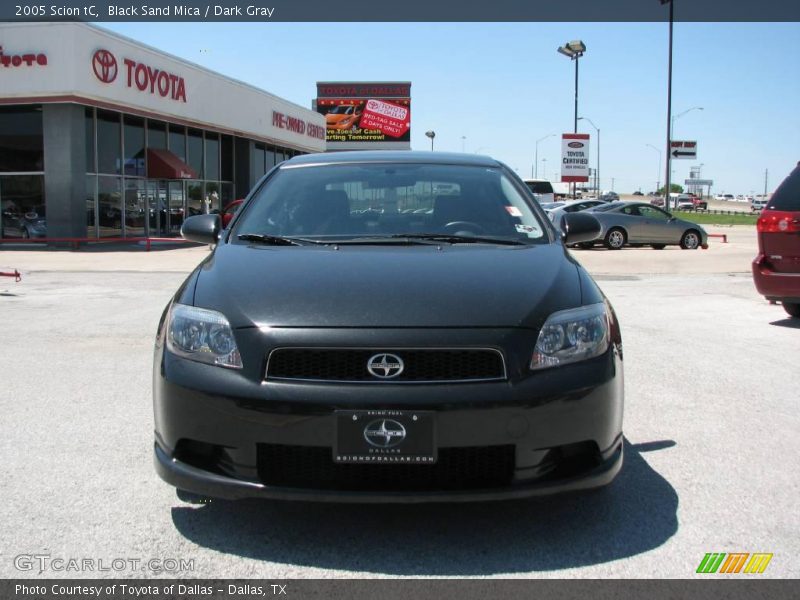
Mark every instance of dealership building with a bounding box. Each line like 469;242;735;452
0;22;326;239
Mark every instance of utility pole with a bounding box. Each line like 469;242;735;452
662;0;674;214
764;169;768;197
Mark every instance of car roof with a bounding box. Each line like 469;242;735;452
283;151;501;168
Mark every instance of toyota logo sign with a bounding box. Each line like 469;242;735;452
568;142;585;148
92;49;118;84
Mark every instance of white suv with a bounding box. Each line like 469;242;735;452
523;179;555;204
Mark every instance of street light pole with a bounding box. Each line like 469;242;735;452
671;106;703;141
662;0;674;210
425;130;436;151
646;144;662;195
461;135;466;152
578;117;600;195
558;40;586;199
534;134;555;179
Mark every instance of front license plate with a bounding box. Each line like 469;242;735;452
334;410;436;464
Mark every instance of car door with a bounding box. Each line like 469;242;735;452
616;204;646;242
637;205;676;242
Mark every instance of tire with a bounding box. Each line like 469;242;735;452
784;302;800;319
604;228;626;250
176;489;213;505
651;244;666;250
680;229;701;250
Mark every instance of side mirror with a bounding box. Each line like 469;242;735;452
561;212;601;245
181;214;221;244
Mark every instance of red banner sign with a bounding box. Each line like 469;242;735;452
358;99;410;138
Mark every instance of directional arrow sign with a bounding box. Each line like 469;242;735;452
670;140;697;159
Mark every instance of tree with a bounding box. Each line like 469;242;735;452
657;183;683;195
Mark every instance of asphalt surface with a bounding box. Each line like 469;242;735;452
1;229;798;579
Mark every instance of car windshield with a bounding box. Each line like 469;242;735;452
329;105;356;115
234;163;548;244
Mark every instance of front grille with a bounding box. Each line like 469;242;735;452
265;348;506;383
257;444;515;491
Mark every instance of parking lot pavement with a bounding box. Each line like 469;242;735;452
1;230;798;579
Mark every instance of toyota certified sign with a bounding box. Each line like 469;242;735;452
91;48;187;102
561;133;590;183
92;49;117;83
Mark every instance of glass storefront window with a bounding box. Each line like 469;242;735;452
85;108;95;173
169;125;186;161
86;175;96;238
205;181;220;213
254;144;266;180
188;129;203;178
187;180;204;219
124;116;145;177
221;135;233;182
265;148;276;171
97;176;122;238
97;110;121;175
0;175;45;238
148;120;167;150
124;179;147;236
0;106;44;173
221;182;235;206
205;133;220;181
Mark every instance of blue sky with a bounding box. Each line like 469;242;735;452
103;22;800;195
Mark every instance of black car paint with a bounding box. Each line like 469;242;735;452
154;151;623;502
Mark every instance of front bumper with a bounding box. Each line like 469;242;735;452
752;254;800;302
153;326;624;503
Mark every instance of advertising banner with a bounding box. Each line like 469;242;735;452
561;133;590;183
316;82;411;148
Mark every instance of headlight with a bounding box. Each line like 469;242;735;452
166;303;243;369
530;303;609;370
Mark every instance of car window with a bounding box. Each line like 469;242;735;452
638;205;669;220
621;205;640;216
236;163;548;242
768;166;800;212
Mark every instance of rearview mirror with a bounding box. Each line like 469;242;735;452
561;212;601;245
181;214;221;244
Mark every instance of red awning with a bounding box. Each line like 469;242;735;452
146;148;198;180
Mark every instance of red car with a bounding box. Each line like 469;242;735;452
220;199;244;228
752;163;800;319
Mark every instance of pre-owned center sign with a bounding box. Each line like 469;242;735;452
561;133;590;183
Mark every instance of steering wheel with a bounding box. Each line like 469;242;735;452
443;221;486;235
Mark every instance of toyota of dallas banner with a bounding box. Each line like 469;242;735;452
315;82;411;150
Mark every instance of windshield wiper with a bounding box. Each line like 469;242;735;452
388;233;528;246
237;233;323;246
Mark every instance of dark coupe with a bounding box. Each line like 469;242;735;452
153;151;624;503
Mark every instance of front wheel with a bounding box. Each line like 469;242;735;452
680;230;701;250
784;302;800;319
604;228;626;250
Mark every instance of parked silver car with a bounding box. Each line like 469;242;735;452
548;199;606;228
578;202;708;250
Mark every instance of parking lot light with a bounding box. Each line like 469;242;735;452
558;40;586;199
425;130;436;151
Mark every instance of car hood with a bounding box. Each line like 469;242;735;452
193;243;581;329
326;114;354;124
